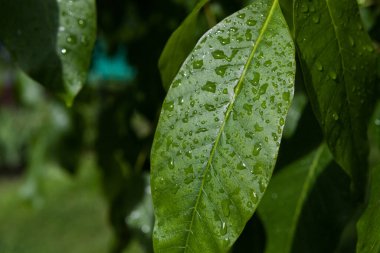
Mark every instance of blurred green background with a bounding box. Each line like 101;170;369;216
0;0;379;253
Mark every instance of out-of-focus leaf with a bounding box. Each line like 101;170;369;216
283;92;307;138
258;144;332;253
294;0;377;190
356;165;380;253
0;0;96;105
151;0;295;252
158;0;209;90
357;100;380;253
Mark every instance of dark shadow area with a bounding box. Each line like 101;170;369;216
0;0;64;94
291;162;357;253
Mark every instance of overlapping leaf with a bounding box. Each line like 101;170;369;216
159;0;209;90
0;0;96;105
258;144;332;253
151;0;295;252
293;0;377;190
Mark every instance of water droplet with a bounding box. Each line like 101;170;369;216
196;127;208;133
279;117;285;126
251;162;264;175
238;13;246;19
243;103;253;115
259;83;269;95
215;65;228;77
252;142;262;156
252;191;258;204
66;34;77;44
245;29;252;41
222;88;228;94
220;221;227;235
312;15;320;24
316;61;323;71
246;19;257;26
254;123;263;132
229;27;238;32
264;60;272;67
163;100;174;111
78;19;86;27
259;179;266;192
332;112;339;121
193;60;203;69
60;48;68;55
217;36;230;45
251;72;260;85
169;158;175;169
201;81;217;93
212;50;226;59
245;131;254;139
237;161;247;170
204;104;216;111
282;91;290;102
261;101;267;109
329;71;337;80
221;200;230;217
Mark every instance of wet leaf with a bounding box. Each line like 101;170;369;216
294;0;377;190
258;144;332;253
159;0;209;90
0;0;96;105
151;0;295;252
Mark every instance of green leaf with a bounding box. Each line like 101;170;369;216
0;0;96;106
294;0;377;189
151;0;295;252
258;144;332;253
357;163;380;253
357;101;380;253
158;0;209;90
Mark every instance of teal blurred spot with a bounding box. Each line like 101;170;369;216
89;40;136;84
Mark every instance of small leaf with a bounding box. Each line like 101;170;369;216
294;0;377;190
258;144;332;253
151;0;295;252
158;0;209;90
0;0;96;105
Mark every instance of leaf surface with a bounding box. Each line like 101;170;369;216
159;0;209;90
357;102;380;253
0;0;96;105
258;144;332;253
151;0;295;252
294;0;377;189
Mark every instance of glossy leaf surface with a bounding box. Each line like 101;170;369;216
258;144;332;253
151;0;295;252
0;0;96;105
294;0;377;189
159;0;209;90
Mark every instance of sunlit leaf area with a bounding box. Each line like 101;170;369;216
0;0;379;252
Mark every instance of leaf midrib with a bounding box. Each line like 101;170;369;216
286;144;325;251
183;1;279;251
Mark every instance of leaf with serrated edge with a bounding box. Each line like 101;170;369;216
294;0;377;190
151;0;295;252
258;144;332;253
159;0;209;90
0;0;96;106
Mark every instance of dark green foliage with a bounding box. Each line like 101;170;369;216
0;0;380;252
